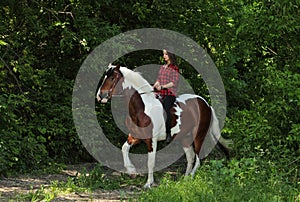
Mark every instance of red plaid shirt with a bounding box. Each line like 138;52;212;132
156;64;179;96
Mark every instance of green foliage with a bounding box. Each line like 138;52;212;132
0;0;121;175
138;158;299;202
0;2;299;196
0;93;49;175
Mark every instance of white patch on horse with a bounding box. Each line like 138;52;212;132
97;75;107;95
177;94;209;106
119;67;164;139
171;102;182;136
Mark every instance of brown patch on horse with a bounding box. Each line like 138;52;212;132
170;100;199;140
127;133;141;145
128;92;151;127
170;98;212;154
123;90;154;140
143;139;153;152
170;106;178;129
192;99;212;155
127;133;153;152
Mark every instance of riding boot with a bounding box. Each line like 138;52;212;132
166;133;172;143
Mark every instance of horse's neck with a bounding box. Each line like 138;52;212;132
120;67;153;95
126;80;151;94
130;91;144;107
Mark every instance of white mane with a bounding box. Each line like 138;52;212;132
119;67;153;94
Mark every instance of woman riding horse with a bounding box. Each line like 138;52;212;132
97;64;232;188
153;49;179;143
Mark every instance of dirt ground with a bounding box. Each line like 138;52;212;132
0;150;227;201
0;160;187;202
0;163;143;201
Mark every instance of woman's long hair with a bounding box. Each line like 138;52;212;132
164;49;177;66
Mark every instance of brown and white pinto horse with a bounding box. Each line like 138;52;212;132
97;64;232;188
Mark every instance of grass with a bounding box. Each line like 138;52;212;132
7;158;300;201
137;158;299;202
10;163;144;201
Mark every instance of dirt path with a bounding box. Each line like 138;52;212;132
0;160;186;201
0;163;142;201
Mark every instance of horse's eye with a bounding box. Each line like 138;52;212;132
110;76;114;81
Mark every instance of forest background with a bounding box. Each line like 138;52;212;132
0;0;299;200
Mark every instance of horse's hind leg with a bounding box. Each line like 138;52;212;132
191;155;200;177
183;146;195;176
190;126;207;177
190;102;211;177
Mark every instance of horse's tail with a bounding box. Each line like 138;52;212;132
210;107;233;159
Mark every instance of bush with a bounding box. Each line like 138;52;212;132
0;94;49;175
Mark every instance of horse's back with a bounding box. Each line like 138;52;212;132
176;94;210;107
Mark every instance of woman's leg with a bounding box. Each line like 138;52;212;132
162;95;176;142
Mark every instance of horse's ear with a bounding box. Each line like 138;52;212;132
115;64;123;77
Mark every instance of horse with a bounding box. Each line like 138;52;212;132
97;64;232;188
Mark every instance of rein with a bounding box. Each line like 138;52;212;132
112;74;156;97
108;69;161;99
112;89;156;98
107;70;122;97
139;90;155;95
110;70;122;93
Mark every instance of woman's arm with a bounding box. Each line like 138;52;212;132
161;82;174;89
153;81;160;89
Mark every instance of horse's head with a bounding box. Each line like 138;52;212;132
97;64;123;103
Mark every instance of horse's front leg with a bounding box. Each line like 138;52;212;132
144;138;157;189
122;134;140;177
122;141;136;176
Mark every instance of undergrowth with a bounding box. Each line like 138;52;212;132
10;164;143;201
7;158;300;201
137;158;299;202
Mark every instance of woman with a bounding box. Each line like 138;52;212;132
153;49;179;143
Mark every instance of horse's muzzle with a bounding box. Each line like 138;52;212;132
97;91;110;103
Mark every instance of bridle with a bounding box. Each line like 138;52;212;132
98;69;123;100
106;69;124;98
99;68;157;101
109;70;123;95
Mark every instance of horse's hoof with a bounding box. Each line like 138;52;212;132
143;183;152;189
129;173;137;179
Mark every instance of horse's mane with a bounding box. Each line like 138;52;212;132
119;67;153;93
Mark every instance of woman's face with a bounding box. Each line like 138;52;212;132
163;50;170;63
